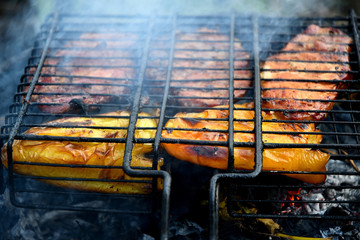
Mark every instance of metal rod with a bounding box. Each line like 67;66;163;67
149;12;178;228
252;14;264;178
5;12;59;205
209;174;220;240
11;199;153;215
350;9;360;145
227;12;236;171
121;14;171;240
209;14;263;240
230;213;360;221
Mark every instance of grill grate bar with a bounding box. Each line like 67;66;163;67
227;13;236;171
11;161;151;170
21;74;137;81
209;14;263;240
233;199;360;204
151;14;177;165
231;213;360;221
261;78;356;83
229;183;360;189
14;175;153;183
5;13;59;202
145;15;179;240
7;198;153;215
121;15;171;240
350;10;360;146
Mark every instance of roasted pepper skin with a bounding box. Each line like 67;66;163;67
162;103;329;184
2;111;162;194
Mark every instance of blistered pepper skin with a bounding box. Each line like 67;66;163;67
2;111;162;194
162;103;329;184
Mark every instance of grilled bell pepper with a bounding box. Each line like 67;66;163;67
1;111;161;194
161;102;329;184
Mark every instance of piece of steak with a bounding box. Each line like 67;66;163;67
29;33;138;113
146;27;252;108
261;24;353;121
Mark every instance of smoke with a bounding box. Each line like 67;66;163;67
1;0;360;239
1;0;359;118
49;0;360;16
0;1;37;117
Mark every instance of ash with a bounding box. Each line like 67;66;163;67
0;188;206;240
289;159;360;239
320;225;360;240
0;189;156;240
298;160;360;217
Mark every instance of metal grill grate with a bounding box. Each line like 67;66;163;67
1;10;360;240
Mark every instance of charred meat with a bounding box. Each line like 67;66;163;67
146;27;252;107
29;33;138;114
261;24;353;121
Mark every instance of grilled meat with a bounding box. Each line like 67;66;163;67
261;24;353;121
29;33;138;114
1;111;161;194
161;102;329;184
146;28;252;107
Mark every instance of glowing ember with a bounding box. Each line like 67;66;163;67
277;160;360;218
280;188;302;214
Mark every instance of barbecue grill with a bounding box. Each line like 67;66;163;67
1;9;360;240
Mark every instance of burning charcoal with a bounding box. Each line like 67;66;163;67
301;192;326;215
324;206;351;217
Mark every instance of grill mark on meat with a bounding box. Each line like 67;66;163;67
188;145;228;161
29;33;138;114
261;24;353;121
181;118;202;127
146;27;252;107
